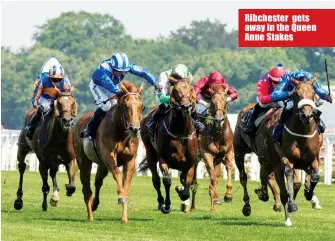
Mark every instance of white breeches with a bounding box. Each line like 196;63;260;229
89;79;117;111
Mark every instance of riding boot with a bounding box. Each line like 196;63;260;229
191;109;205;132
272;108;292;144
313;109;326;134
24;107;43;140
146;104;166;135
244;103;264;137
80;107;107;139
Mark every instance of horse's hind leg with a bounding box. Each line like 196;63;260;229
79;158;93;221
304;173;322;209
304;159;320;201
223;148;234;203
49;164;60;207
255;162;269;202
65;158;76;196
39;162;50;211
14;133;31;210
268;172;282;212
284;162;298;213
190;162;198;211
92;164;108;212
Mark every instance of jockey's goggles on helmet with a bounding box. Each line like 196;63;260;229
113;69;127;77
51;77;63;84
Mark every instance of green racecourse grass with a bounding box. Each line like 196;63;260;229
1;171;335;241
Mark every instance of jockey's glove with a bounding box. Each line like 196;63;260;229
154;84;162;93
116;91;123;99
227;97;232;102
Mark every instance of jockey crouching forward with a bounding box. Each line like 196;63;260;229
146;64;205;135
80;52;159;139
244;64;287;137
24;64;71;140
193;71;238;123
271;69;333;144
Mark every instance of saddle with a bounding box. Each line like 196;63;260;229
240;107;275;134
82;136;104;165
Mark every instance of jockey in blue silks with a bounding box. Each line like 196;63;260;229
80;52;159;139
271;69;333;144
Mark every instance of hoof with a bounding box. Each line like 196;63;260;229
288;202;298;213
312;202;322;210
304;190;313;201
255;189;269;202
285;218;293;227
242;203;251;216
42;203;48;211
161;204;171;214
158;203;164;210
181;203;191;213
118;197;128;204
273;203;282;212
50;197;59;207
214;199;222;205
92;198;100;212
121;218;128;223
65;184;76;197
224;196;232;203
14;198;23;210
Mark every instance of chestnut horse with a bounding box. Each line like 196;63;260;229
197;84;234;211
139;79;198;214
14;92;77;211
73;81;144;223
234;75;322;226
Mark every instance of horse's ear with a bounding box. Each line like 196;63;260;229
311;74;317;84
207;84;215;96
53;99;60;117
191;87;196;103
168;76;178;85
72;100;78;117
119;81;129;94
290;77;299;86
70;84;75;94
224;87;229;94
169;85;175;103
138;82;144;95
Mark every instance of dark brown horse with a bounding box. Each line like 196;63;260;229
234;75;322;226
73;81;144;223
139;78;198;213
197;84;234;211
14;92;77;211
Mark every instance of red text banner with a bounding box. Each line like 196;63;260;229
238;9;335;47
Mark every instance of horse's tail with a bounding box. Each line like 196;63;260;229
138;157;149;172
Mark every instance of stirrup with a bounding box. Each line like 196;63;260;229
80;129;91;139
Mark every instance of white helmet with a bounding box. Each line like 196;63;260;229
111;52;130;72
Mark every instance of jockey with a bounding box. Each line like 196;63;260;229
244;64;287;136
80;52;158;139
146;64;205;135
24;64;71;139
271;69;333;144
193;71;238;117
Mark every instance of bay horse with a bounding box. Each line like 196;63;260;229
73;81;144;223
14;92;77;211
234;75;322;226
197;84;234;211
139;78;198;214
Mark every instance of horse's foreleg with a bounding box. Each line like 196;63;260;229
14;135;30;210
204;153;217;211
49;164;60;207
160;161;172;214
268;172;282;212
304;173;322;209
65;158;76;196
39;163;50;211
190;162;198;211
305;159;319;201
120;158;136;223
293;169;302;200
79;160;93;221
255;162;269;202
92;164;108;212
284;161;298;213
275;167;292;226
224;148;234;203
178;164;195;213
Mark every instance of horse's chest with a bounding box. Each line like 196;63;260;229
286;142;318;162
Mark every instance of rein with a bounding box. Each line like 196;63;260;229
163;119;196;140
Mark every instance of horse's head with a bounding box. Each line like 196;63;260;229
118;80;144;137
168;76;195;116
207;84;228;128
53;92;77;130
290;75;317;125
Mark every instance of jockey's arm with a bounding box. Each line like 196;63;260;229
61;75;72;92
128;63;157;86
270;74;291;102
312;81;328;101
256;79;272;104
193;76;208;102
223;82;238;101
32;76;44;106
93;67;120;94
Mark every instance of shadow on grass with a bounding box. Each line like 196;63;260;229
189;215;282;227
38;217;154;223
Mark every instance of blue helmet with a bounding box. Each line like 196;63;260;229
110;52;130;72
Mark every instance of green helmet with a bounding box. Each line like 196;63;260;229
171;64;189;79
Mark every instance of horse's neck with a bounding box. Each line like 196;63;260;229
167;108;194;135
108;105;127;139
288;111;317;135
42;112;68;143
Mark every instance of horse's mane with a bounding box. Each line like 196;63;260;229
121;80;138;93
203;84;226;99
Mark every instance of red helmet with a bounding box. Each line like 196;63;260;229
208;72;225;85
268;64;287;82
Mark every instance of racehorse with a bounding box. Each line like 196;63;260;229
73;81;144;223
234;75;322;226
197;84;234;211
14;92;77;211
139;78;198;213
